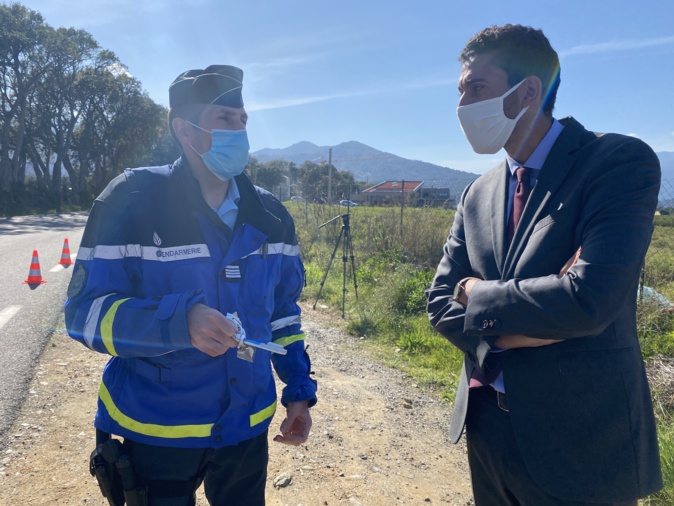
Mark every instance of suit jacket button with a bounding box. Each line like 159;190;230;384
493;320;501;329
482;320;489;329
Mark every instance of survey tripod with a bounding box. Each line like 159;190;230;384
313;212;358;318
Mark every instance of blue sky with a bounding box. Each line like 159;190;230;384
18;0;674;174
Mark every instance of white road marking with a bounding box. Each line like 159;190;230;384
0;305;22;331
49;252;78;272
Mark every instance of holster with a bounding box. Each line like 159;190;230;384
89;430;148;506
89;441;125;505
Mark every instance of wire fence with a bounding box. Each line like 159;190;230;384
643;179;674;307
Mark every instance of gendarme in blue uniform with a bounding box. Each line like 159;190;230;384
65;156;317;449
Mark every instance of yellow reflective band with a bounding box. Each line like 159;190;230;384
100;298;131;356
99;382;214;439
272;333;305;348
250;400;277;427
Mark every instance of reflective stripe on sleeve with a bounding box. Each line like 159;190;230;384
100;298;131;356
271;315;301;331
84;294;114;348
243;243;299;259
272;333;305;348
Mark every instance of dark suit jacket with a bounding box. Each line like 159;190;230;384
427;117;662;503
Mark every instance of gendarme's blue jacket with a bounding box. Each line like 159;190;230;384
65;157;317;448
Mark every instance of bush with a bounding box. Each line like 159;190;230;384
638;300;674;360
392;269;435;315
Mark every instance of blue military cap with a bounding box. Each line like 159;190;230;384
169;65;244;108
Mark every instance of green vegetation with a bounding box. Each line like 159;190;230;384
288;202;674;504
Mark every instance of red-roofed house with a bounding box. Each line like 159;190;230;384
360;180;423;206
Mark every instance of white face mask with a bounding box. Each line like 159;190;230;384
456;79;528;154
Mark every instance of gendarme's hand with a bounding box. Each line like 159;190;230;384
273;401;312;446
187;303;240;357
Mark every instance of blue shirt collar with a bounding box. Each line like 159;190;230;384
213;179;240;228
506;118;564;175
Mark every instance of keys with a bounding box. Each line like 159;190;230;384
225;313;288;358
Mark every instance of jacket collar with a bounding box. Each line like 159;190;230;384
172;156;282;236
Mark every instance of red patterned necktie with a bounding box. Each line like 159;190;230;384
507;166;532;242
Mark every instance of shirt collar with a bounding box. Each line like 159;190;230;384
213;178;240;219
506;118;564;175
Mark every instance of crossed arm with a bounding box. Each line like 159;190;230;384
460;247;581;349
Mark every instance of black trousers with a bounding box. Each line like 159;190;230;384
465;387;637;506
125;430;269;506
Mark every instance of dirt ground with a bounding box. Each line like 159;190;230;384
0;302;473;505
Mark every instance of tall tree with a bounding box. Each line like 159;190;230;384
246;157;287;193
0;3;51;190
297;161;356;203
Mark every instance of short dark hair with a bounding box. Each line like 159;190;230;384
459;24;561;115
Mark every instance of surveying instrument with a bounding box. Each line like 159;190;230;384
313;207;358;318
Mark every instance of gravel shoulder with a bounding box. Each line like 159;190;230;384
0;302;473;505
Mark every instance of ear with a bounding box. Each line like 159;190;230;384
521;76;543;108
172;118;192;141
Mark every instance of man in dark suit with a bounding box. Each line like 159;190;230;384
427;24;662;505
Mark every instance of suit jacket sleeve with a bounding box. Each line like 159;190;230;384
427;181;496;370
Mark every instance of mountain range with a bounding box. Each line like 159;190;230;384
252;141;479;189
252;141;674;207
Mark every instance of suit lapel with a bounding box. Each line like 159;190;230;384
502;118;586;278
491;160;510;275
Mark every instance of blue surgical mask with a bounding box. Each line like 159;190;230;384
189;123;250;181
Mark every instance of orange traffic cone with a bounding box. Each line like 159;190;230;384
59;238;73;267
23;250;46;285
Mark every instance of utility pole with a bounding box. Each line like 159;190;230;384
400;179;405;242
327;148;333;204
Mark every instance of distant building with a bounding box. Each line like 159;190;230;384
360;181;423;206
417;186;455;208
359;180;454;208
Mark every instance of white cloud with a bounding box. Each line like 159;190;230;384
108;63;132;78
248;76;455;112
560;35;674;58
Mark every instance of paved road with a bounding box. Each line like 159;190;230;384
0;212;88;445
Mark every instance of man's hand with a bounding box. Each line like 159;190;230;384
560;246;582;276
494;334;562;348
456;277;481;307
187;303;240;357
273;401;312;446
